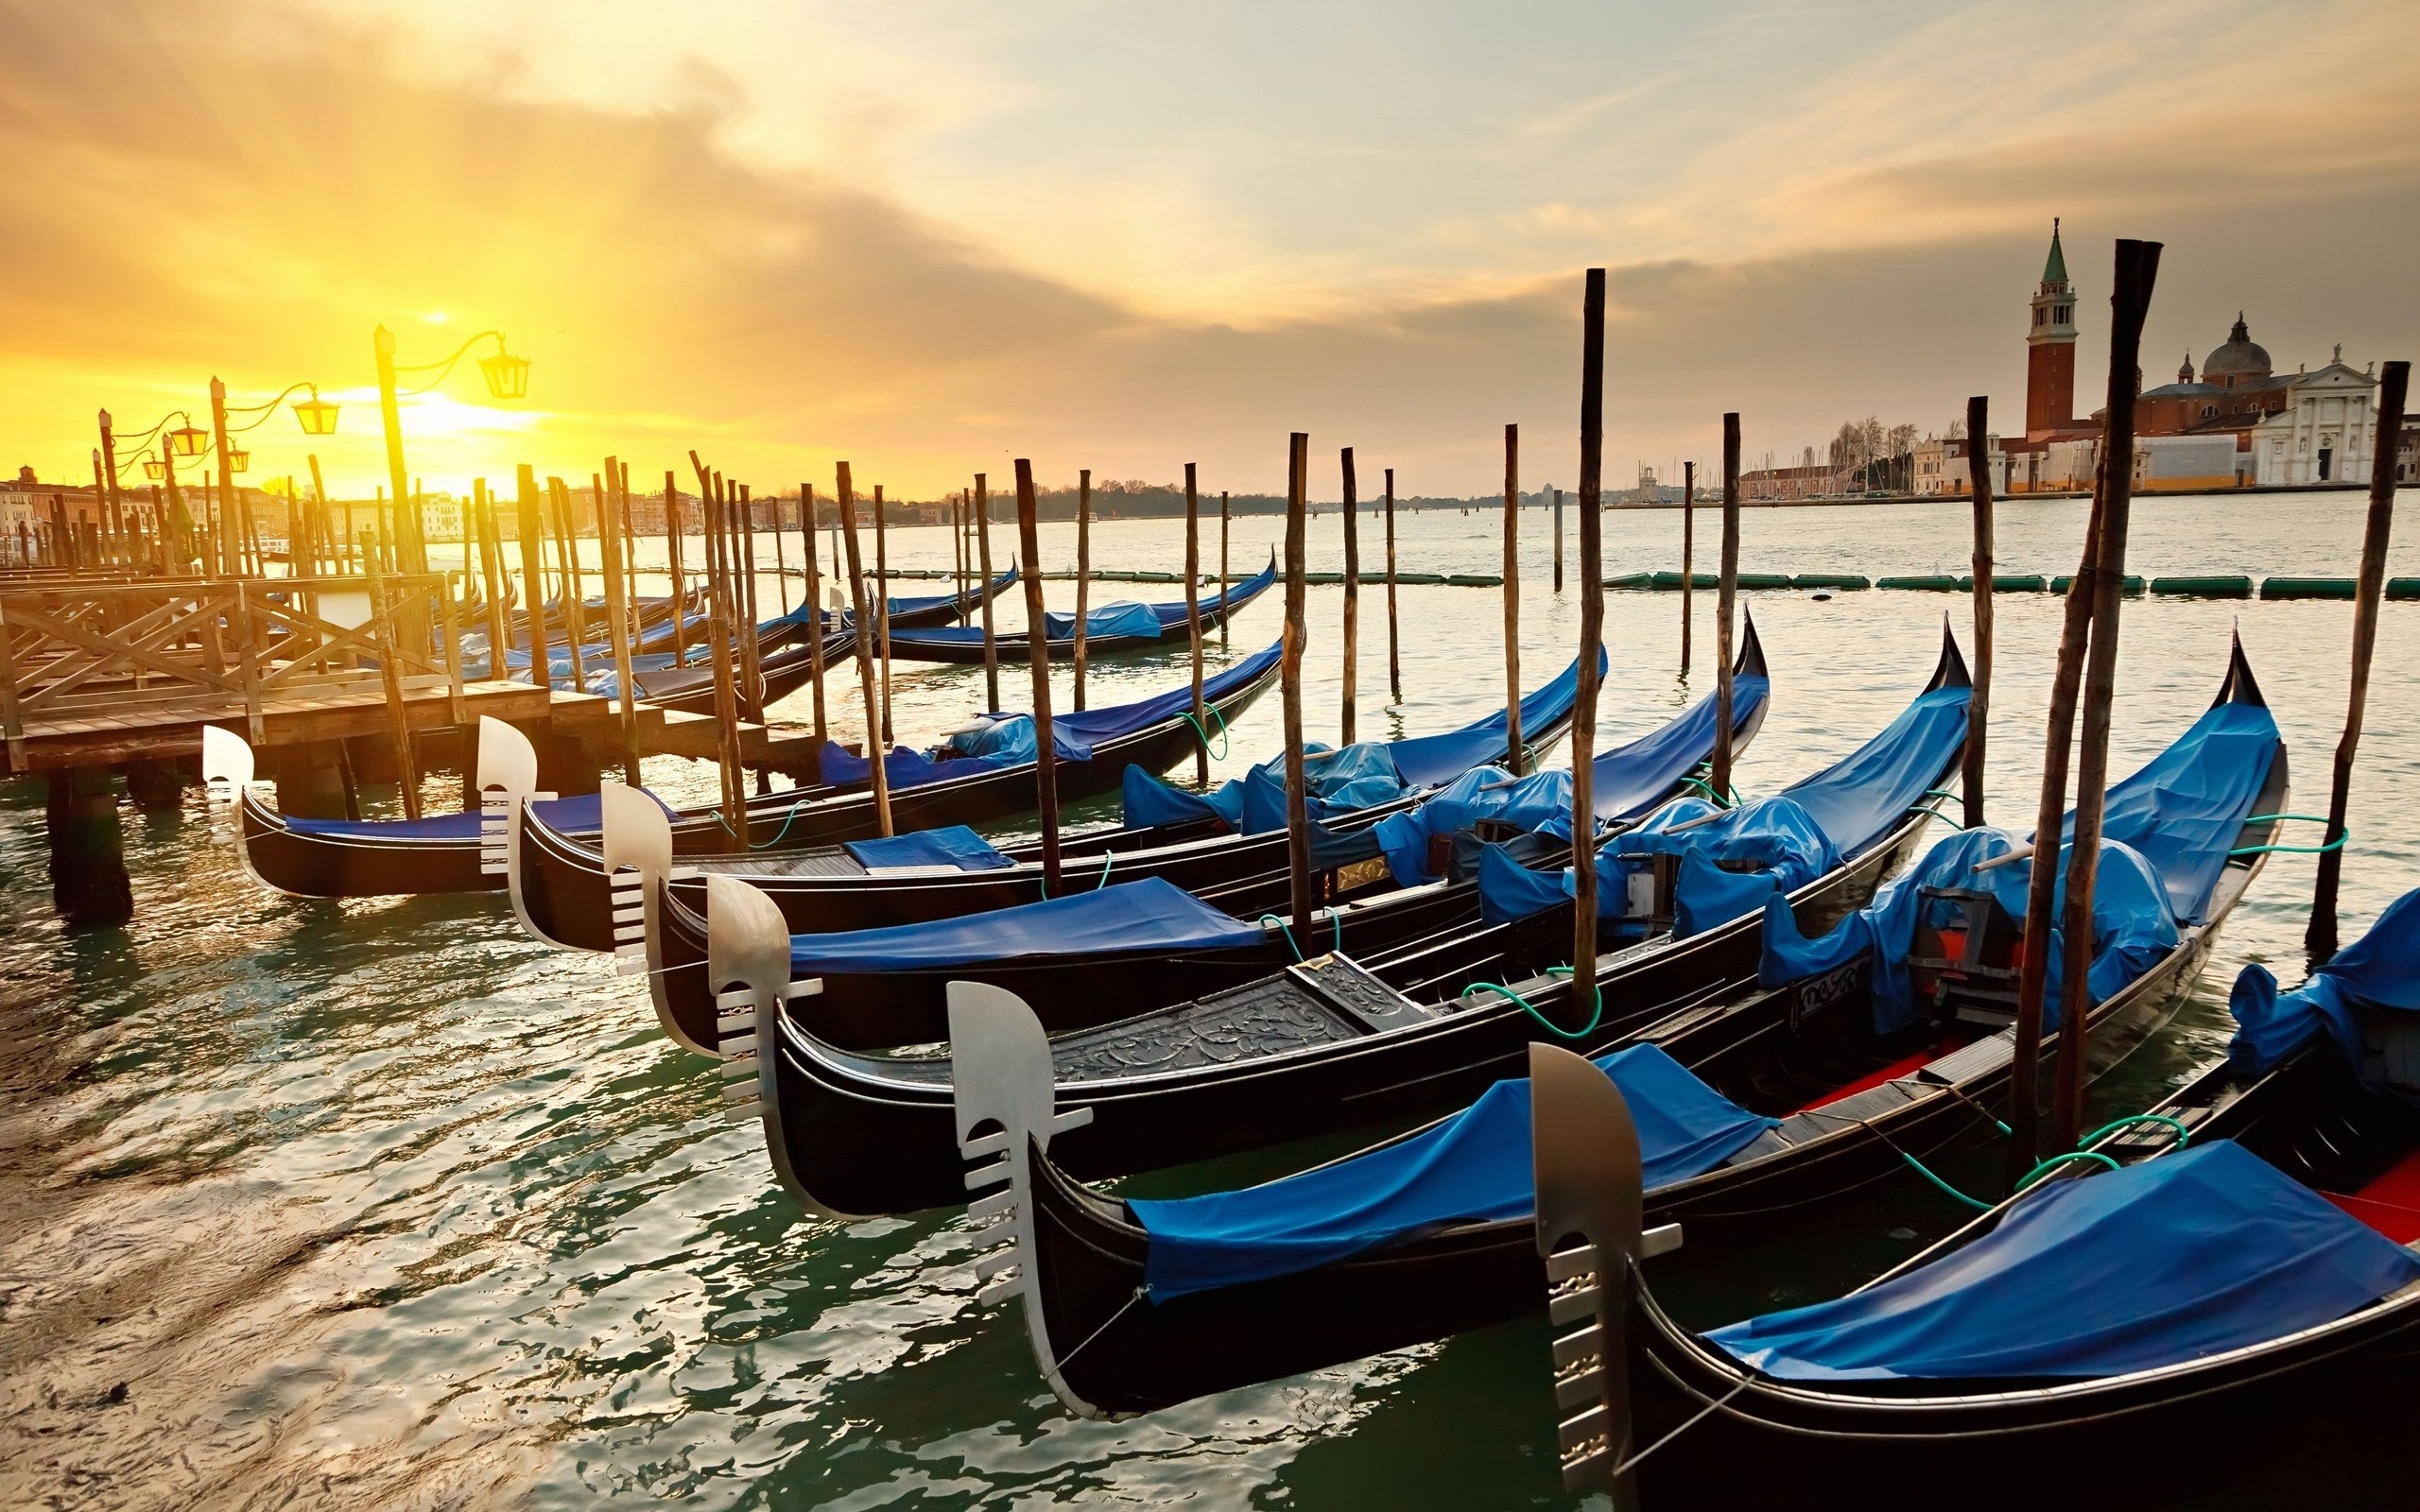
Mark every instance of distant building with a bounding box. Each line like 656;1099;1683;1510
1737;462;1835;501
1912;435;2008;496
2025;221;2082;439
2246;348;2383;486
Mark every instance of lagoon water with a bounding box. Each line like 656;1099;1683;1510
6;489;2418;1508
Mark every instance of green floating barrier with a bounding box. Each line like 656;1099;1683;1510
1790;573;1871;591
1303;571;1343;585
1736;572;1792;591
1602;572;1658;590
2151;575;2253;598
1876;574;1960;592
2390;578;2420;601
1394;572;1446;586
2261;576;2356;601
1648;571;1721;590
1446;574;1504;588
1951;575;2048;593
2049;574;2146;596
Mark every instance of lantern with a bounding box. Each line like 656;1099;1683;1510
226;448;250;474
293;390;339;436
142;457;166;482
167;424;210;456
478;347;531;401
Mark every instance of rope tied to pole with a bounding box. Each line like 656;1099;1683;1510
1462;966;1603;1040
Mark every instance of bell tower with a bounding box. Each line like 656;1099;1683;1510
2025;219;2079;438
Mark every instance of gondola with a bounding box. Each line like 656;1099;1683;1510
1530;884;2420;1510
877;561;1277;663
212;639;1284;901
714;622;1973;1217
637;636;1760;1052
513;623;1663;952
940;642;2283;1417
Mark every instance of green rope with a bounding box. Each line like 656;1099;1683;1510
2014;1150;2122;1192
2075;1112;2191;1151
1897;1151;1992;1211
2228;813;2347;857
1675;774;1738;807
1259;910;1342;962
1896;1108;2184;1211
1182;702;1231;760
1095;850;1115;891
714;799;811;850
1464;967;1603;1040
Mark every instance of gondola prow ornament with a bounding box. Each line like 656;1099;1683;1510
951;985;1098;1416
1530;1040;1681;1505
705;875;822;1205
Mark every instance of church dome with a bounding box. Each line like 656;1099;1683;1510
2204;315;2272;382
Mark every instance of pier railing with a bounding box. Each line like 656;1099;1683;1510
0;574;467;772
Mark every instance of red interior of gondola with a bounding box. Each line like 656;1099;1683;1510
2325;1150;2420;1245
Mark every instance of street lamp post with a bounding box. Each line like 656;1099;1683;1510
374;326;529;577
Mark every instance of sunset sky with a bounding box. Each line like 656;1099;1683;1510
4;0;2415;501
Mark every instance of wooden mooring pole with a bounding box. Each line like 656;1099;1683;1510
2308;359;2411;962
837;462;891;837
665;472;690;666
515;466;549;687
595;468;644;785
1571;269;1608;1010
1502;424;1523;774
1553;486;1564;592
873;485;893;747
1385;469;1400;703
2049;238;2162;1155
1680;460;1696;678
1015;459;1062;896
1964;396;1996;830
1340;448;1359;746
1282;433;1315;936
1074;469;1092;712
1711;421;1740;799
1185;464;1207;782
1219;490;1231;647
802;482;828;749
975;474;1000;711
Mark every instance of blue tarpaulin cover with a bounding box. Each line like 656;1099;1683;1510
1761;692;2276;1032
786;876;1264;974
1145;562;1276;629
1375;765;1569;885
1037;600;1163;642
1585;673;1772;826
1130;1043;1776;1300
2231;886;2420;1078
1120;651;1599;837
1708;1140;2420;1381
819;642;1284;790
1384;650;1597;789
1762;828;2177;1034
285;786;676;842
1474;676;1965;930
842;825;1013;871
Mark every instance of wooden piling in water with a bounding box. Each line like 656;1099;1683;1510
1015;459;1062;895
1680;460;1695;678
1074;470;1092;713
2005;457;2111;1187
1502;424;1523;775
837;462;891;837
975;474;1000;711
1572;269;1608;1005
1219;490;1231;647
515;466;550;688
2308;361;2410;960
2049;238;2162;1155
1712;418;1740;799
802;483;828;749
359;533;423;819
691;457;748;835
1552;486;1564;592
1340;448;1359;747
1963;396;1996;830
664;472;689;666
475;478;510;680
1282;433;1315;936
1185;463;1207;783
1385;470;1400;703
595;469;644;786
548;477;589;690
873;484;894;747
